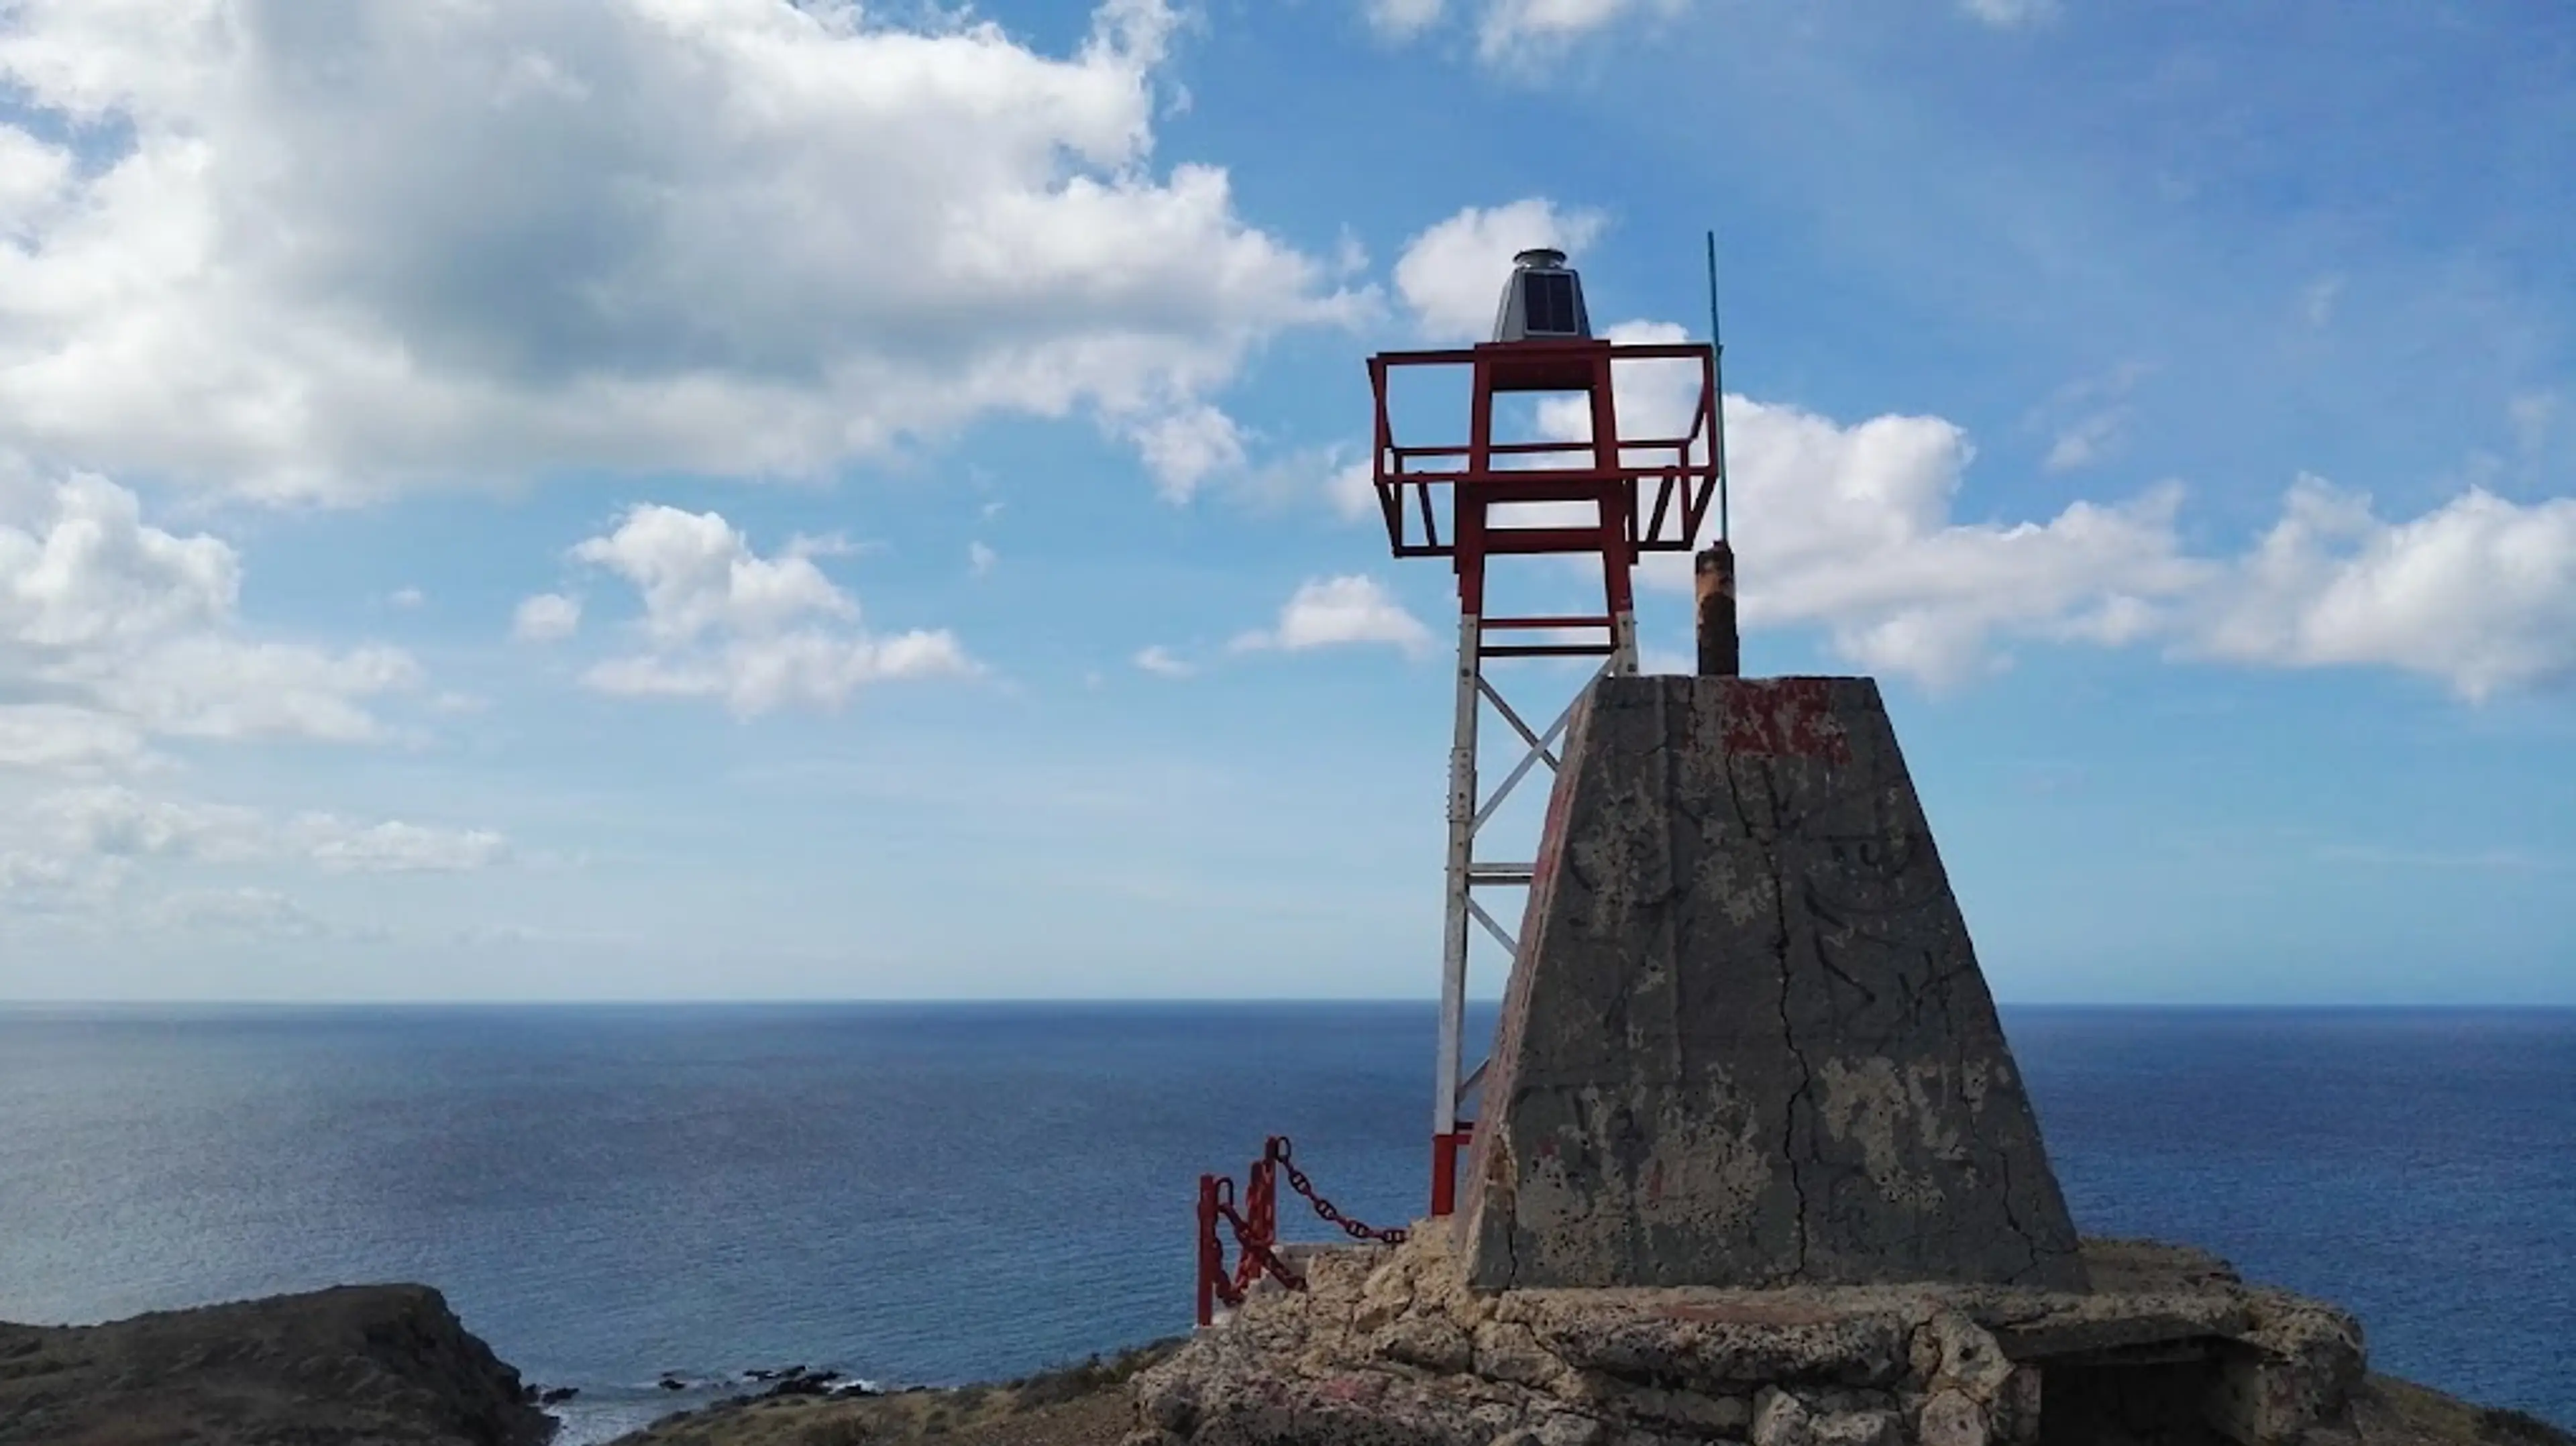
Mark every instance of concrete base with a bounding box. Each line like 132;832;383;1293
1128;1235;2371;1446
1460;676;2086;1293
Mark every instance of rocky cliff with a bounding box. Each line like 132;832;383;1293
0;1284;553;1446
0;1276;2567;1446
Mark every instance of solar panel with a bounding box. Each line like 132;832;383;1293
1523;272;1579;335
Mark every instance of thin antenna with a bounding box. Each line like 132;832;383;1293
1706;229;1730;543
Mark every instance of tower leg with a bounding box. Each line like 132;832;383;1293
1432;611;1479;1216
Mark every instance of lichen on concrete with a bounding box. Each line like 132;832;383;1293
1459;676;2087;1294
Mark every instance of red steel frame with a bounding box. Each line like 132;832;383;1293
1368;339;1720;607
1368;335;1721;1218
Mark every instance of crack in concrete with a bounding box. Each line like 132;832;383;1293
1470;679;2089;1294
1760;761;1815;1282
1957;1015;2040;1283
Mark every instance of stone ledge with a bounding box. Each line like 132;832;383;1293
1129;1233;2367;1446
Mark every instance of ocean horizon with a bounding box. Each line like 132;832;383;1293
3;1002;2569;1443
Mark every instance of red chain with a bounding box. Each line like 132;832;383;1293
1207;1175;1304;1309
1201;1139;1403;1319
1269;1136;1409;1245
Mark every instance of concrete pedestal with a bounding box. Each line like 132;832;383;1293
1459;675;2088;1293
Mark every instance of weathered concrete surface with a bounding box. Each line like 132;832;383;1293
1126;1233;2373;1446
1461;675;2085;1294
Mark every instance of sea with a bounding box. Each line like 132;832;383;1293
1;1004;2569;1443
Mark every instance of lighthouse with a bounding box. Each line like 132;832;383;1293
1364;247;1727;1217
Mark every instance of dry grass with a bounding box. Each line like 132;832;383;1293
2353;1376;2574;1446
606;1337;1188;1446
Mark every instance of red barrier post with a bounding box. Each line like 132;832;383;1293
1430;1123;1473;1217
1195;1174;1221;1327
1250;1142;1280;1254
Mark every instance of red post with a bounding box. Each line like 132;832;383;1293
1248;1146;1278;1255
1429;1124;1473;1217
1195;1174;1220;1328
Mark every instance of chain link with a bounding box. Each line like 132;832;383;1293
1201;1136;1405;1321
1269;1136;1409;1245
1209;1189;1303;1307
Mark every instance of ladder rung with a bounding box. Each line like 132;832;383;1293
1481;615;1613;630
1483;643;1615;658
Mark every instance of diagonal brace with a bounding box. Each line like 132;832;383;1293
1466;897;1519;957
1471;658;1613;832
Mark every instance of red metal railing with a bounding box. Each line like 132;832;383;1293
1195;1136;1408;1327
1365;340;1721;562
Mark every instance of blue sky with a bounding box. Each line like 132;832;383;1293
0;0;2568;1003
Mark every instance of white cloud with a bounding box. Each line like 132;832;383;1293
1134;644;1193;676
287;816;512;874
570;504;979;716
2031;365;2146;474
0;1;1364;504
2510;391;2557;458
1481;0;1684;56
1327;455;1380;522
0;705;150;773
2043;409;2125;473
2187;478;2576;701
0;846;116;913
145;887;331;940
1366;0;1447;38
1369;0;1696;63
1128;402;1248;502
1393;199;1607;342
785;533;867;561
1232;575;1436;657
512;592;582;643
1960;0;2059;29
968;541;998;578
16;783;513;876
1662;392;2206;685
1333;229;1371;277
1639;385;2574;696
388;586;425;609
1330;299;2576;699
2302;275;2345;329
1;471;423;751
35;787;267;864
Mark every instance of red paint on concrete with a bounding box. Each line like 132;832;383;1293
1721;678;1854;763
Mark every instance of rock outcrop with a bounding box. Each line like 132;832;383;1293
1128;1233;2371;1446
0;1284;553;1446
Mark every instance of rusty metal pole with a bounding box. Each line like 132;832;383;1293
1695;541;1739;677
1196;1174;1220;1327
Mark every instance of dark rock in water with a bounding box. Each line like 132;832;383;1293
536;1386;579;1405
657;1374;687;1391
760;1370;838;1400
0;1283;552;1446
